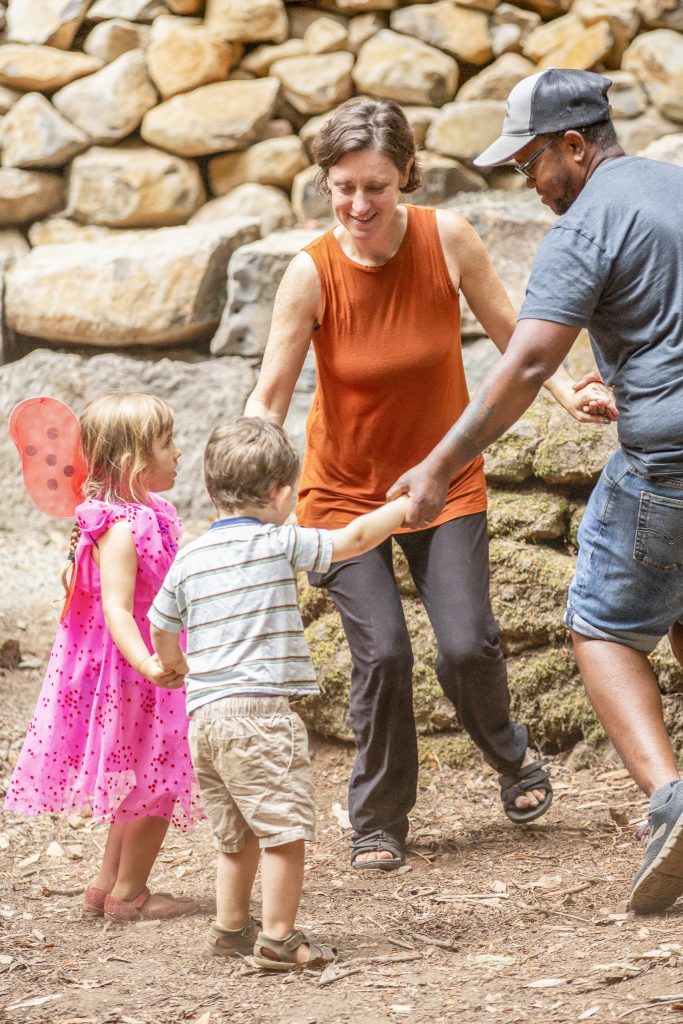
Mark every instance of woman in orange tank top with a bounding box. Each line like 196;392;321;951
245;99;596;870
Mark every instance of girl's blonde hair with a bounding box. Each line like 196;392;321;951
79;392;174;505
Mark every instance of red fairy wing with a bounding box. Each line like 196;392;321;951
8;397;87;518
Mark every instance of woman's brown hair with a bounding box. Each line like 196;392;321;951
313;97;423;195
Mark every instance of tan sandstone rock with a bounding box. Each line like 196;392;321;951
205;0;288;44
6;0;91;49
403;105;439;148
0;45;103;92
523;13;582;63
491;3;541;58
409;151;487;206
622;29;683;123
141;78;280;157
191;183;295;236
288;4;349;37
83;19;151;63
241;39;308;76
2;93;89;169
87;0;165;20
639;132;683;166
146;15;235;99
573;0;640;67
5;219;261;347
0;168;65;225
0;86;22;115
426;100;506;162
322;0;396;11
457;53;534;102
348;13;387;54
0;228;30;267
166;0;204;11
53;50;158;144
67;146;205;228
639;0;683;32
607;70;649;118
614;106;681;152
538;19;614;71
391;2;492;65
353;30;458;107
304;17;349;53
271;52;354;115
208;135;309;194
28;218;118;245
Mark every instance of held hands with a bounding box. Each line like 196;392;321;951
387;461;449;531
137;652;185;689
562;370;619;423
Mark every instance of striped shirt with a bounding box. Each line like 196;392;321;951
148;516;333;714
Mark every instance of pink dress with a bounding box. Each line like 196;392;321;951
5;495;201;830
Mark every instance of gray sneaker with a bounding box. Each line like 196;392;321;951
629;780;683;913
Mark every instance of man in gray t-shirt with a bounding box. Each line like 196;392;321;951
389;69;683;914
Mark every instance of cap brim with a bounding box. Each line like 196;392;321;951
473;133;538;169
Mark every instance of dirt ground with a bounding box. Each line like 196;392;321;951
2;533;683;1024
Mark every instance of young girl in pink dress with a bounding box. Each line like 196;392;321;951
5;392;201;922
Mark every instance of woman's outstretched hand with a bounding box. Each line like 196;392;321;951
387;462;449;530
565;370;619;422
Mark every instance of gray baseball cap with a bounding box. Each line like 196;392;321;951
474;68;612;168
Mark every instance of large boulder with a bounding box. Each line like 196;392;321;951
426;100;506;162
537;20;613;71
1;93;89;169
0;348;256;527
271;53;354;115
140;78;280;157
83;19;151;62
6;0;92;49
0;168;65;225
211;227;324;357
66;146;206;228
204;0;288;43
457;53;535;102
353;30;458;107
523;13;582;62
53;50;158;144
191;183;295;236
573;0;640;67
208;135;309;194
622;30;683;123
146;14;236;99
5;219;261;347
391;2;492;64
0;45;102;92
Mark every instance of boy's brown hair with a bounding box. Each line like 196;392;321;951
204;417;300;512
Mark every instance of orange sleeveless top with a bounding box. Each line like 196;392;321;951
296;204;487;532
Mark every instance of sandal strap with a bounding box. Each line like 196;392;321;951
350;829;404;859
499;758;552;807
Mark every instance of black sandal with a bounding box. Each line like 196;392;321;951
499;757;553;824
350;829;405;871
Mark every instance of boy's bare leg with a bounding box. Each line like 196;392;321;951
215;832;260;930
261;839;314;964
573;632;679;794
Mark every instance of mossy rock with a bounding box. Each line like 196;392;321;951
568;501;587;548
488;488;569;543
298;577;335;626
484;403;544;484
651;640;683;696
489;538;575;653
532;405;619;485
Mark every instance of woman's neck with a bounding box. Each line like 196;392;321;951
335;205;409;267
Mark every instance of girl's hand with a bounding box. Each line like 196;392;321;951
138;653;185;689
557;375;619;423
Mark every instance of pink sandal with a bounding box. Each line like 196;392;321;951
103;887;198;922
83;885;108;916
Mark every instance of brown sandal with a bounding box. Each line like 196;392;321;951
205;917;261;958
103;887;198;922
251;929;337;971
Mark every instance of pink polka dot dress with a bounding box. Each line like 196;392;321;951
5;496;201;830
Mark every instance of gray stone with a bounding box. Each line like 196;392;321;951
606;70;649;119
409;151;487;206
0;347;257;528
614;106;681;155
291;164;333;223
211;227;324;357
5;219;261;347
487;489;570;544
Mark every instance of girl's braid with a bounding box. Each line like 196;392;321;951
60;521;81;594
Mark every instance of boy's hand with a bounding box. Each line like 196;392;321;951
139;653;185;689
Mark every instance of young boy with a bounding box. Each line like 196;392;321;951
148;417;408;970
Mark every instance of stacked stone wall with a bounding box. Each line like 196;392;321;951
1;0;682;761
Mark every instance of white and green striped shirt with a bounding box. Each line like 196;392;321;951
148;517;333;714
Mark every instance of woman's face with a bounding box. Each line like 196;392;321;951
326;149;410;242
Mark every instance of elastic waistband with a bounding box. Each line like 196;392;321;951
191;696;292;719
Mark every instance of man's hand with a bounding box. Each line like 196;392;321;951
387;461;450;530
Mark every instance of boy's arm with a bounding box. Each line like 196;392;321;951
329;496;409;563
150;623;189;677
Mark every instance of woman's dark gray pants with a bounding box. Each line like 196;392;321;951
308;512;528;844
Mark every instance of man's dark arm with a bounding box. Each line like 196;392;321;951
388;319;580;528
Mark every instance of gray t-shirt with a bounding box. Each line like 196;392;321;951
520;155;683;476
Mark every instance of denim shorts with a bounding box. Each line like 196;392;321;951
565;448;683;652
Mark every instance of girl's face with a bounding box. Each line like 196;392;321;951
327;149;411;244
144;427;181;493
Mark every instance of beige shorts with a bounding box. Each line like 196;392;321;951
188;696;315;853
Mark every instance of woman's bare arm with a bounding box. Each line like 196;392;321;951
244;251;322;425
